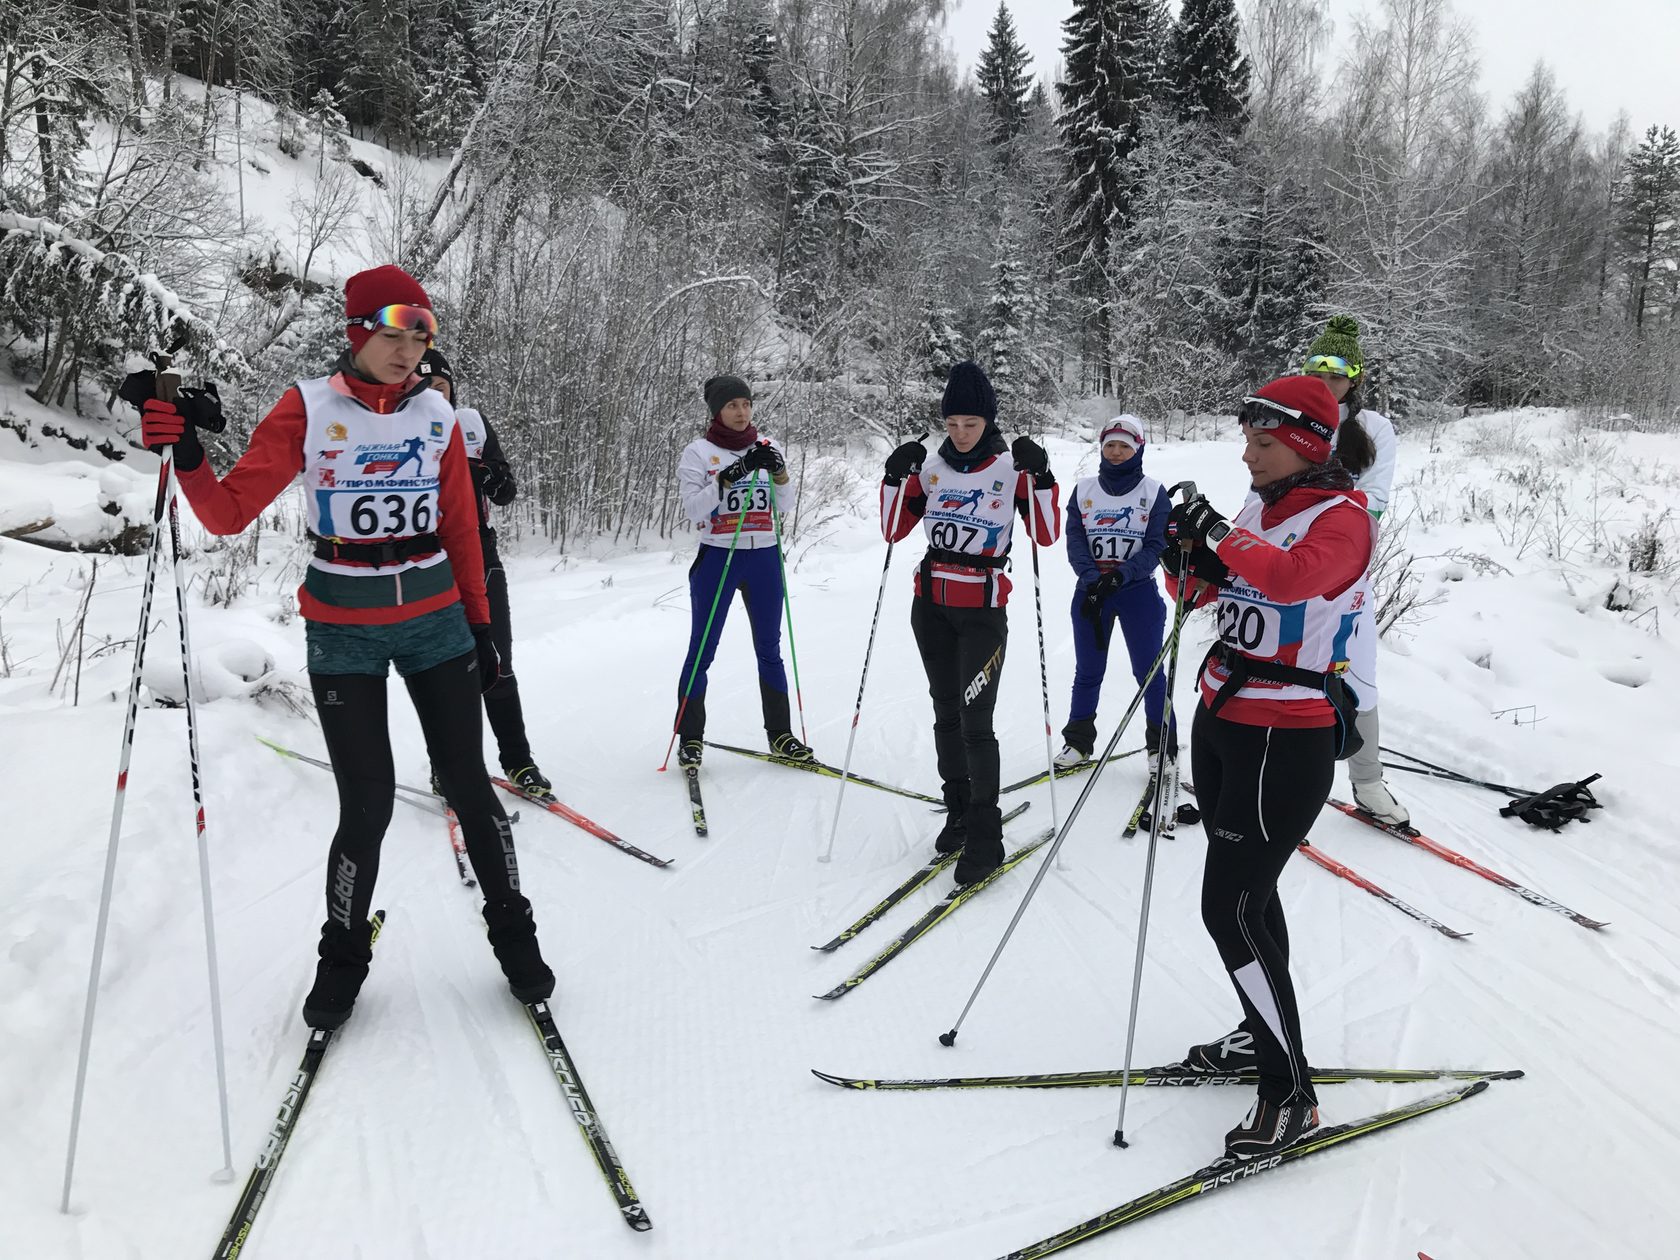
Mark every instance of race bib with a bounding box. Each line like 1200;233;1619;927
1216;595;1284;658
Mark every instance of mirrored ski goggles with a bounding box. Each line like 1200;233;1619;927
1239;395;1335;441
1303;353;1360;380
348;305;439;339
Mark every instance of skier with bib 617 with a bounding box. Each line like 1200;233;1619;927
133;265;555;1030
1054;414;1174;778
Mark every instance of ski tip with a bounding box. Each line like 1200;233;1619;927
811;1069;854;1088
813;989;843;1001
1463;1077;1492;1098
938;1030;957;1047
1490;1069;1526;1081
626;1213;653;1232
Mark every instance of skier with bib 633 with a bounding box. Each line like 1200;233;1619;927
1055;414;1174;777
418;348;553;803
132;265;555;1030
671;375;812;768
880;361;1060;886
1158;374;1374;1159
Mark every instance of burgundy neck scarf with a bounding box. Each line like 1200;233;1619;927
705;415;759;451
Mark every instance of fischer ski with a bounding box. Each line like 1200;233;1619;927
811;801;1033;953
702;740;942;805
684;766;707;837
811;1065;1522;1091
1328;799;1606;930
494;777;672;869
996;1078;1499;1259
1122;774;1157;839
816;829;1054;1001
1298;843;1468;939
524;999;651;1231
214;911;386;1259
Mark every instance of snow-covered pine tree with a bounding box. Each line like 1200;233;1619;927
1618;125;1680;332
976;2;1033;148
1056;0;1168;393
1167;0;1250;130
921;304;965;382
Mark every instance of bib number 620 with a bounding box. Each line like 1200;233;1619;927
1217;601;1270;652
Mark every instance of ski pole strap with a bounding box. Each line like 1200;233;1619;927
310;531;442;567
1500;774;1602;830
917;547;1009;606
1203;643;1363;760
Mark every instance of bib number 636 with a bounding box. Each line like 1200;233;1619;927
348;492;433;536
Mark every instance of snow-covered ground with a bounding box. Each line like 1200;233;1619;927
3;406;1679;1259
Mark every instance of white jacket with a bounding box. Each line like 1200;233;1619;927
1344;404;1396;516
677;434;796;549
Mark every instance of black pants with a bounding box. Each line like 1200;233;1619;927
1192;703;1335;1106
480;533;535;770
311;650;523;957
911;600;1007;864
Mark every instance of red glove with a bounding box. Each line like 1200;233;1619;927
141;398;187;448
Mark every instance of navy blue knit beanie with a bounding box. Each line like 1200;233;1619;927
941;360;997;422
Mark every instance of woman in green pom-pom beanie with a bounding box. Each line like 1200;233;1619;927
1302;315;1407;827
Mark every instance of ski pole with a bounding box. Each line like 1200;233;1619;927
1379;745;1530;797
160;376;234;1182
659;466;762;772
1113;479;1200;1149
938;609;1185;1045
819;439;922;864
766;468;807;744
1022;469;1065;870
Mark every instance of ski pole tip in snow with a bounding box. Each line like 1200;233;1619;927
1112;1129;1129;1149
938;1030;958;1047
211;1166;235;1184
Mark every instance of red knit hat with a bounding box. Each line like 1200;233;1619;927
343;265;432;352
1246;375;1341;463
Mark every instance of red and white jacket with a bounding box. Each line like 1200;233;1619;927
176;371;488;627
1169;485;1373;728
880;447;1059;609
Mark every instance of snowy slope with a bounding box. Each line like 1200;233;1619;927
3;410;1679;1259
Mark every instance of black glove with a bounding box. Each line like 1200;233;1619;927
718;457;749;488
1011;435;1050;478
741;442;785;475
119;371;225;433
883;440;925;484
1166;496;1228;548
1159;542;1229;587
1080;571;1123;620
481;462;516;506
471;624;501;695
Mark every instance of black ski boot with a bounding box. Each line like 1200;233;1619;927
1179;1026;1259;1074
1225;1094;1320;1159
934;786;967;856
768;730;815;763
302;918;376;1031
952;804;1004;886
677;740;704;768
506;763;554;801
484;896;555;1003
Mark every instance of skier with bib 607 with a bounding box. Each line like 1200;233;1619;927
879;361;1060;886
133;265;555;1030
1159;374;1374;1159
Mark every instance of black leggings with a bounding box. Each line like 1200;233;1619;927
311;650;521;943
911;600;1008;862
480;535;534;770
1191;704;1335;1106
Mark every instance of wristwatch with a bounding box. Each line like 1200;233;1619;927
1206;520;1234;548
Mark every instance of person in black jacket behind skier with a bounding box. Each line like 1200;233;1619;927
421;348;553;801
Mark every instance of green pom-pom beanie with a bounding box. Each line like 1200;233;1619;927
1306;315;1363;371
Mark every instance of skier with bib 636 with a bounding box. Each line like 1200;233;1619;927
1159;374;1374;1159
671;375;812;768
419;348;554;803
880;361;1060;885
132;265;555;1030
1055;414;1174;777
